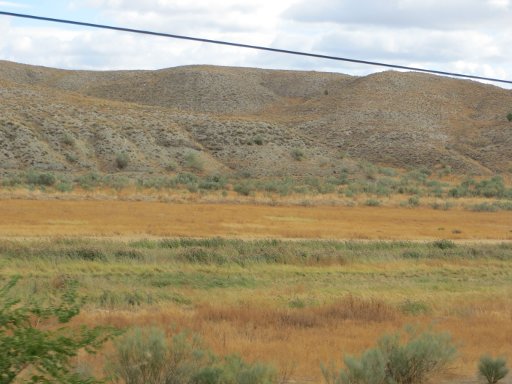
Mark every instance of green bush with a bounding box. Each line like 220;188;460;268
321;327;456;384
234;182;254;196
62;133;75;146
26;171;56;187
76;172;102;190
408;195;420;207
108;327;276;384
507;112;512;122
291;148;305;161
365;199;381;207
0;276;115;383
479;355;509;384
253;135;264;145
184;152;204;172
165;161;178;172
115;153;129;170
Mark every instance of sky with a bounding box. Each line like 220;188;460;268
0;0;511;88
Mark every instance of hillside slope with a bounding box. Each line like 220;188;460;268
1;60;511;177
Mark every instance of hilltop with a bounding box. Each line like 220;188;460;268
1;60;511;178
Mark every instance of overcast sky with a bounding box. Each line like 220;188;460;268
0;0;511;88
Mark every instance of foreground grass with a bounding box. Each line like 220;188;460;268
1;238;511;382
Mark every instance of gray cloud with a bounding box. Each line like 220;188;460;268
284;0;512;30
313;28;504;63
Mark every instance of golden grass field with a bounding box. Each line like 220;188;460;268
0;199;511;240
1;199;511;383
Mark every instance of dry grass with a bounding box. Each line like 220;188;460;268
74;304;512;383
0;199;511;240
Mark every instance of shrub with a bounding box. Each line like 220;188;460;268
507;112;512;122
253;135;264;145
184;152;204;172
26;171;56;186
321;327;456;384
62;133;75;146
115;152;129;170
479;355;509;384
0;276;115;383
56;181;73;193
76;172;102;190
432;239;456;250
234;182;254;196
430;201;453;210
365;199;381;207
291;148;305;161
408;195;420;207
165;160;178;172
399;300;431;315
108;327;276;384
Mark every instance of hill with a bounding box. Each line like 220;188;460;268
1;60;511;177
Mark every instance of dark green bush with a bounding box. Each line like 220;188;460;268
0;276;115;383
115;153;129;170
479;355;509;384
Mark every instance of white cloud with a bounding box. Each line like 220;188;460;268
0;1;29;8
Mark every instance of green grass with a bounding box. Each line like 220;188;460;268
1;239;511;314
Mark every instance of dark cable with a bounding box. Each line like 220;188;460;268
1;11;511;85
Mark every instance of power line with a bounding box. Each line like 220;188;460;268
1;10;511;85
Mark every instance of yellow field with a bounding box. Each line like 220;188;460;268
0;199;511;240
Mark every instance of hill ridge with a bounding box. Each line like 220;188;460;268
1;60;511;176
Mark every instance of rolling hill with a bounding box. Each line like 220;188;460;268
1;60;511;177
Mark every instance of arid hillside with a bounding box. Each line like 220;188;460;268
1;60;511;177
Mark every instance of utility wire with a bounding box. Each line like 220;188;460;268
1;10;511;85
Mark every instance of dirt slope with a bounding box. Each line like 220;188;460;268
1;60;511;176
